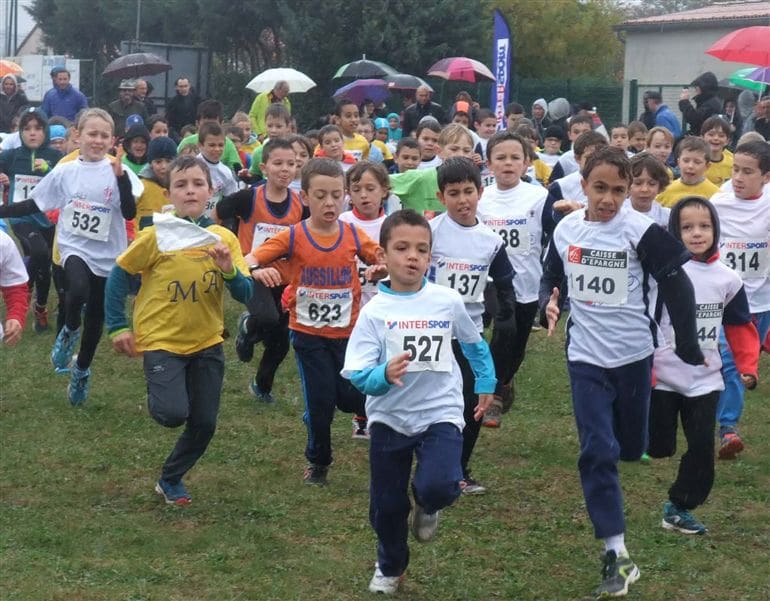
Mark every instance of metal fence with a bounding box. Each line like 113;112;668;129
627;80;688;127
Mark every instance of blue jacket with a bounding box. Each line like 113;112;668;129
655;104;681;140
41;84;88;122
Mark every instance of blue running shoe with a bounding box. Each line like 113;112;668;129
235;312;255;362
67;364;91;406
155;479;192;505
662;501;707;535
250;376;275;403
51;326;80;370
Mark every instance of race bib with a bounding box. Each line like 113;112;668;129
434;257;489;303
483;216;531;255
252;222;289;250
295;287;353;328
694;302;722;351
720;238;770;280
566;245;628;305
60;198;113;242
481;168;496;189
356;260;377;297
12;174;41;204
384;317;452;372
203;193;222;218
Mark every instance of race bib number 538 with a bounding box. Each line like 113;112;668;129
384;318;452;372
566;245;628;305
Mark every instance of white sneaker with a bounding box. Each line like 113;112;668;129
411;502;439;542
368;563;403;594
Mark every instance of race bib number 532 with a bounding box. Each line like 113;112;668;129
384;318;452;372
566;245;628;305
60;199;113;242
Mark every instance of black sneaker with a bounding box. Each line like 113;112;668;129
234;312;254;362
303;464;328;486
594;550;640;598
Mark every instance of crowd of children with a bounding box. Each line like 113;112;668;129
1;85;768;600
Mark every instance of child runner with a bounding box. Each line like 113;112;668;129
247;158;381;485
625;153;671;228
701;116;733;186
1;227;29;347
541;146;703;598
547;131;608;218
146;115;170;139
121;123;150;175
657;137;718;208
513;123;552;186
393;138;421;174
0;107;62;332
287;134;313;192
610;123;631;155
334;98;370;160
48;124;67;153
216;138;304;403
0;108;142;405
429;157;516;493
134;136;177;230
341;209;496;595
627;121;648;154
314;124;357;173
386;112;402;144
478;132;553;428
710;140;770;458
537;125;564;169
196;121;238;219
340;160;391;438
248;103;292;181
548;114;594;181
105;155;254;505
415;118;442;169
646;126;675;177
650;196;759;535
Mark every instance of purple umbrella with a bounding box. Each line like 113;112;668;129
745;66;770;85
332;79;389;106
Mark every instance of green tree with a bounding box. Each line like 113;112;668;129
617;0;715;18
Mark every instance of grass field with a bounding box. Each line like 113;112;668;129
1;300;769;601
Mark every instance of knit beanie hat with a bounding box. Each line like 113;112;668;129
147;136;177;162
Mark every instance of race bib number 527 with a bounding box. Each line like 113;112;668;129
384;318;452;372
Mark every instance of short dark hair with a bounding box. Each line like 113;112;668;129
627;120;648;137
146;114;168;130
226;125;244;141
582;146;632;183
334;97;358;116
574;130;608;159
198;121;224;143
700;115;731;137
415;120;441;139
735;140;770;173
265;102;291;125
475;108;495;123
168;154;212;188
380;209;432;249
286;134;314;158
262;137;295;163
318;124;343;144
175;76;190;86
504;102;524;116
197;99;223;122
643;90;662;103
437;156;481;193
611;123;628;133
301;157;344;192
630;152;671;190
395;137;419;155
676;136;710;161
568;114;593;132
346;160;390;195
487;130;532;162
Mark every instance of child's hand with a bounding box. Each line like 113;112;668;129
364;264;388;282
474;393;495;421
206;242;234;274
553;199;583;215
386;352;410;387
237;168;251;179
741;373;758;390
112;149;125;178
112;331;139;357
0;173;10;186
679;88;690;101
470;152;483;167
546;287;560;337
253;267;282;287
3;319;22;346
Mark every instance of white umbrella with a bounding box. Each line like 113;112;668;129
246;68;316;93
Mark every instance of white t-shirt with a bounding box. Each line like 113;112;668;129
654;259;744;396
478;180;548;303
555;149;579;177
551;206;659;367
341;281;482;436
537;152;560;168
711;189;770;313
31;158;143;277
0;229;28;341
429;212;505;330
418;156;442;170
623;198;670;229
198;154;238;218
339;210;386;307
553;170;586;205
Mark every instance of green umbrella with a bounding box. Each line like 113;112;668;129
728;67;768;93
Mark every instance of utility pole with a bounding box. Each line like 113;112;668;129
135;0;142;45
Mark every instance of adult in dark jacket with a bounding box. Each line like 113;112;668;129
40;67;88;123
134;79;157;116
678;71;722;135
0;75;29;132
402;86;446;137
165;77;199;141
108;80;149;138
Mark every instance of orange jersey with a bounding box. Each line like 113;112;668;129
253;219;380;338
237;184;304;255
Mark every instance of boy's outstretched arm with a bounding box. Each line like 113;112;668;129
105;263;138;357
538;241;566;329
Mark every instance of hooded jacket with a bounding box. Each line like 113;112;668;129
531;98;550;142
678;71;722;135
547;98;571;151
121;125;151;174
40;82;88;123
0;75;29;132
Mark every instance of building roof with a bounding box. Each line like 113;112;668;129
617;1;770;32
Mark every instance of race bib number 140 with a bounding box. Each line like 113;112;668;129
566;245;628;305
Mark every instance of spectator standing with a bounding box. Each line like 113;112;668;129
678;71;722;135
108;80;149;138
643;90;682;139
40;67;88;123
165;77;200;141
249;81;291;140
0;75;29;132
402;86;446;138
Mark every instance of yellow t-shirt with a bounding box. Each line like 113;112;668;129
343;133;370;161
656;178;720;208
135;177;168;229
705;149;733;187
116;223;249;355
372;139;393;161
533;159;552;186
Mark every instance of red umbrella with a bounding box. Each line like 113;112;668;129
427;57;494;83
706;26;770;67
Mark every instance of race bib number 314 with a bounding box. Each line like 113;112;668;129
566;245;628;305
720;239;770;279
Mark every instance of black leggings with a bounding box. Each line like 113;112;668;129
11;222;55;307
63;255;106;370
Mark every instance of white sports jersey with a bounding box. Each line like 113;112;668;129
339;210;386;307
553;170;587;205
623;198;670;229
478;181;548;302
555;149;579;177
655;260;744;396
429;212;505;330
552;207;659;367
198;155;239;218
0;229;28;341
537;152;560;168
31;158;142;277
711;189;770;312
418;156;442;170
341;282;482;436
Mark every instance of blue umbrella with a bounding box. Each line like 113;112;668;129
332;79;389;106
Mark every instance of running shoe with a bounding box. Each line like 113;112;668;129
459;477;487;495
594;550;640;598
51;325;80;370
718;430;744;460
235;312;254;362
482;402;502;428
67;364;91;406
303;464;328;486
155;478;192;505
250;377;275;403
662;501;707;535
352;416;370;440
411;502;439;542
368;563;403;594
34;304;50;333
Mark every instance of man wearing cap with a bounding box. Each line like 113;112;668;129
402;85;446;138
108;80;149;138
643;90;681;139
40;67;88;123
249;80;291;140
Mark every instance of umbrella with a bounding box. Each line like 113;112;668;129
246;68;316;94
0;59;23;78
427;57;495;83
728;67;768;93
103;52;171;78
706;26;770;67
384;73;433;92
744;66;770;85
333;79;389;106
333;56;397;79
